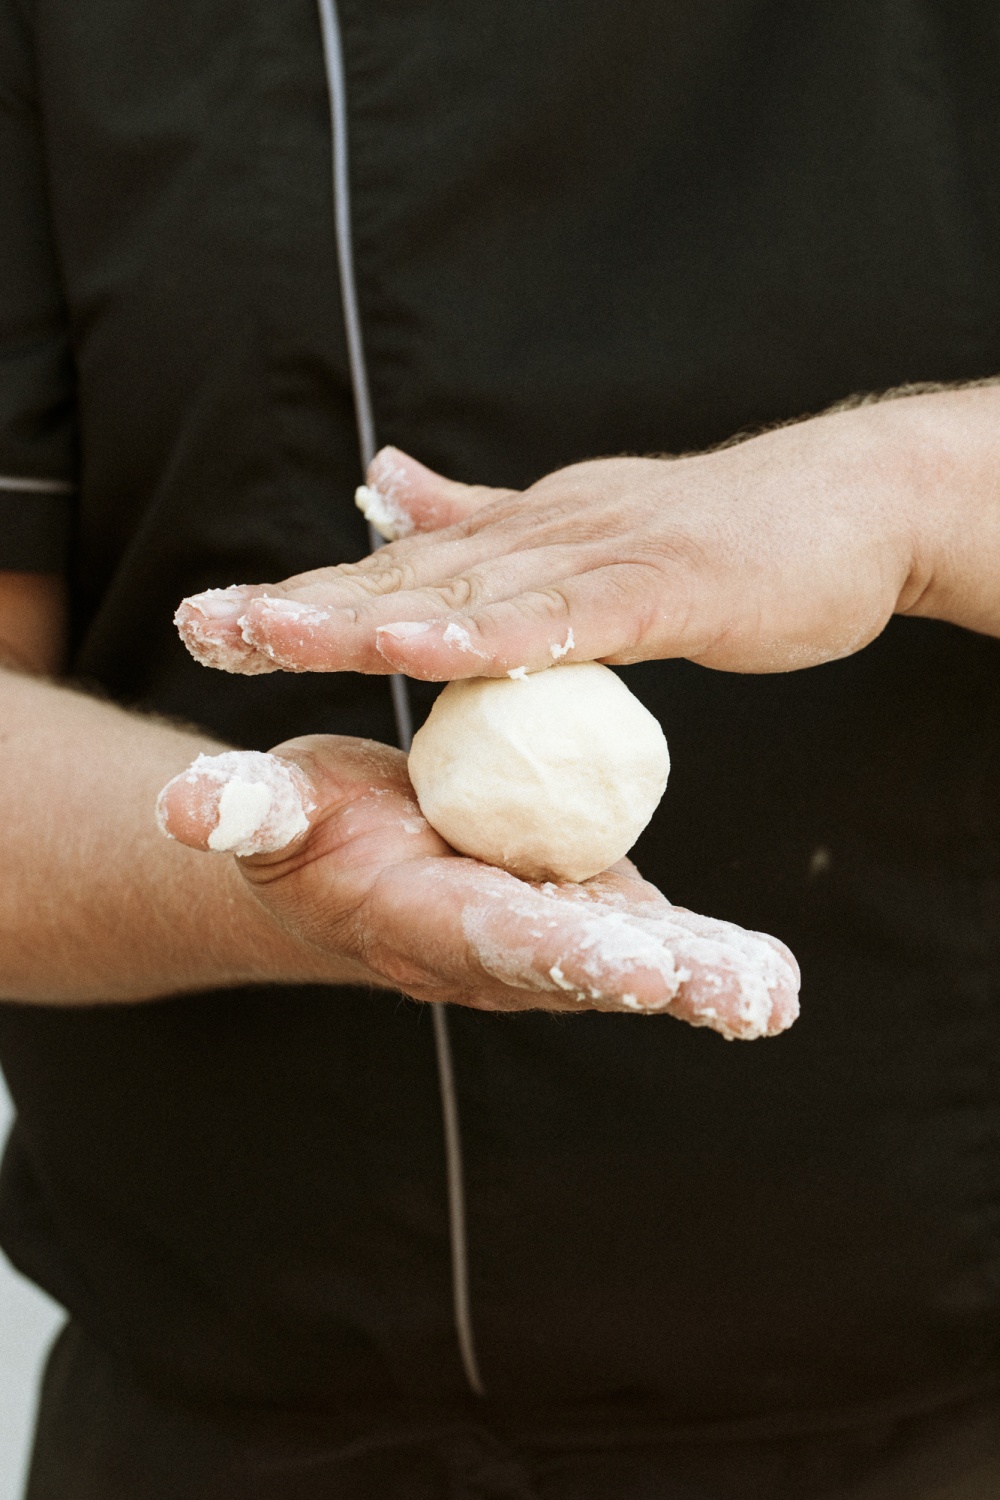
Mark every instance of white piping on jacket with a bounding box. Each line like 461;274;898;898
0;476;75;494
315;0;486;1401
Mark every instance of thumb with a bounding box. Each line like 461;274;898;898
155;750;317;859
355;447;512;540
154;737;427;867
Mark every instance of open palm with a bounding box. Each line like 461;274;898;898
158;736;798;1041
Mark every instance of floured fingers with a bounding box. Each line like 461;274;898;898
455;870;800;1037
174;587;281;675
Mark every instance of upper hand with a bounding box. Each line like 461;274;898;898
155;738;799;1040
174;400;940;680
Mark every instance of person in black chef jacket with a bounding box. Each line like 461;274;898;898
1;1;1000;1496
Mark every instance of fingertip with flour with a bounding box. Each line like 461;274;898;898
174;587;280;675
155;751;315;858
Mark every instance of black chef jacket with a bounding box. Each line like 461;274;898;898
2;2;1000;1496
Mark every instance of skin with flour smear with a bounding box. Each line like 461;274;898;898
157;751;313;858
156;744;800;1041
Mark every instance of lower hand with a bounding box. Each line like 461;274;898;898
156;737;799;1040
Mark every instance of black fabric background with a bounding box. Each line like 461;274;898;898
1;0;1000;1494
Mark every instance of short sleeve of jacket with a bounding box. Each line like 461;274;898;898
0;0;76;570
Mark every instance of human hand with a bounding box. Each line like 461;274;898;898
175;397;953;680
155;737;799;1039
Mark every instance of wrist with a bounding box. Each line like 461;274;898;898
879;383;1000;634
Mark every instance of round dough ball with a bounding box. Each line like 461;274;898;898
407;662;669;883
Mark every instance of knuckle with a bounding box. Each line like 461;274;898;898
637;527;708;573
432;574;478;611
339;557;419;597
513;587;571;621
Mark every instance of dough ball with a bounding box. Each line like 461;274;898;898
407;662;669;882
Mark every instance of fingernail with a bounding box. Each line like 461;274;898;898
367;446;410;494
153;788;176;839
246;597;330;624
376;620;434;642
175;590;279;674
178;587;246;622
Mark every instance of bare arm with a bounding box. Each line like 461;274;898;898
0;573;360;1002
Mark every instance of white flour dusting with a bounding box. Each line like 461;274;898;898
174;590;279;675
442;621;485;655
377;620;433;641
355;486;391;539
160;751;313;857
243;597;329;625
459;868;798;1040
237;598;332;666
507;665;528;680
208;779;274;851
550;627;575;660
354;453;415;541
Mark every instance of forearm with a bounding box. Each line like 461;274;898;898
0;667;363;1003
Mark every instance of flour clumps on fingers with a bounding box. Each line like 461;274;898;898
156;751;312;857
407;662;669;882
